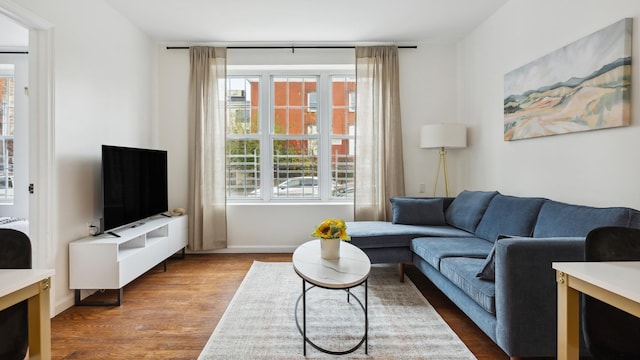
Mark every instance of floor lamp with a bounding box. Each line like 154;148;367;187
420;123;467;197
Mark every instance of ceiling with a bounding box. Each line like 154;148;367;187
105;0;508;44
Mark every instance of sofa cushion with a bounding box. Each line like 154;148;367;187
474;194;545;242
533;200;640;238
346;221;472;249
440;256;496;314
445;190;499;233
411;237;493;270
390;197;446;225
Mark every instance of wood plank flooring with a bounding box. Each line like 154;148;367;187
51;254;508;359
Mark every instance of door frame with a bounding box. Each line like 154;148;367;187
0;0;55;270
0;53;28;218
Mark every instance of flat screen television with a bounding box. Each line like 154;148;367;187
102;145;168;234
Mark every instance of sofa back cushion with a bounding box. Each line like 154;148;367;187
533;200;640;238
475;194;545;242
445;190;498;233
390;197;446;225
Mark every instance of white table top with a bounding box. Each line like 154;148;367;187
292;240;371;289
553;261;640;303
0;269;55;298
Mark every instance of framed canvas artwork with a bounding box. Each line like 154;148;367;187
504;18;632;141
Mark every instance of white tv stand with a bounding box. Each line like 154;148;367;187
69;214;188;305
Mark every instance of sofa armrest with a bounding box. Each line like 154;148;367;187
494;237;585;357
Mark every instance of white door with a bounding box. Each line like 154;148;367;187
0;54;29;219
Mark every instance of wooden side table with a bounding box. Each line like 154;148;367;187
0;268;55;360
553;261;640;360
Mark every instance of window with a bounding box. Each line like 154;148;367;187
0;66;15;204
226;68;355;201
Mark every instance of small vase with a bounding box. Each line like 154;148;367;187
320;238;341;260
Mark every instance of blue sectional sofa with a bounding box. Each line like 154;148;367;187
346;190;640;359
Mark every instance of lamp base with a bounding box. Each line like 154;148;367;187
433;147;450;197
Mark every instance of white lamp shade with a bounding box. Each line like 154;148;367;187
420;123;467;149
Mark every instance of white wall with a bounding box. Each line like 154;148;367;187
400;43;460;197
458;0;640;209
157;45;459;251
156;45;189;211
0;12;27;48
12;0;156;314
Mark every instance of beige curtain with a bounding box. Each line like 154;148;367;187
188;47;227;250
354;46;405;221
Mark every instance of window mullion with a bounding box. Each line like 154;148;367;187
261;72;272;201
318;72;331;201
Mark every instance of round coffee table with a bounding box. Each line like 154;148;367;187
292;239;371;355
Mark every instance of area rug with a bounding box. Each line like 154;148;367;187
199;261;476;359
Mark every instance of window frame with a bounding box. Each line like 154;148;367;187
227;66;355;203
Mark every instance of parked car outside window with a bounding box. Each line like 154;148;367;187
272;176;318;197
251;176;340;198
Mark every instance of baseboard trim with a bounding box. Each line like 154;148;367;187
56;294;76;316
187;245;297;254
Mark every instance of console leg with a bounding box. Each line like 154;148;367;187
170;247;186;259
399;263;405;282
74;288;122;306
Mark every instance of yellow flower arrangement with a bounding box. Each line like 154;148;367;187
311;218;351;241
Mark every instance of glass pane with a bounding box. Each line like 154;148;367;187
226;139;260;197
305;112;317;135
272;138;319;198
330;141;354;199
304;79;317;108
307;92;317;112
227;76;259;135
287;78;303;105
330;76;355;199
273;77;288;107
272;76;318;135
331;76;356;135
286;108;303;135
0;67;15;203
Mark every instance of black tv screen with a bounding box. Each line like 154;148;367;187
102;145;168;232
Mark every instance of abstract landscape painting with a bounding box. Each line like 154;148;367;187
504;18;632;141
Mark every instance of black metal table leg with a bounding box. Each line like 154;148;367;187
302;278;306;356
294;281;368;355
365;278;368;354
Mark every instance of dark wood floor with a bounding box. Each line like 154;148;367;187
51;254;508;359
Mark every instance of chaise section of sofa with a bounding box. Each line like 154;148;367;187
346;190;640;358
347;197;472;279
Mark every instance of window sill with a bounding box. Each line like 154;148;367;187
227;201;353;206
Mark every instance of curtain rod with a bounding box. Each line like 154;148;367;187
167;45;417;51
0;51;28;54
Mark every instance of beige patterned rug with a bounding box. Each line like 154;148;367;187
199;261;476;359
